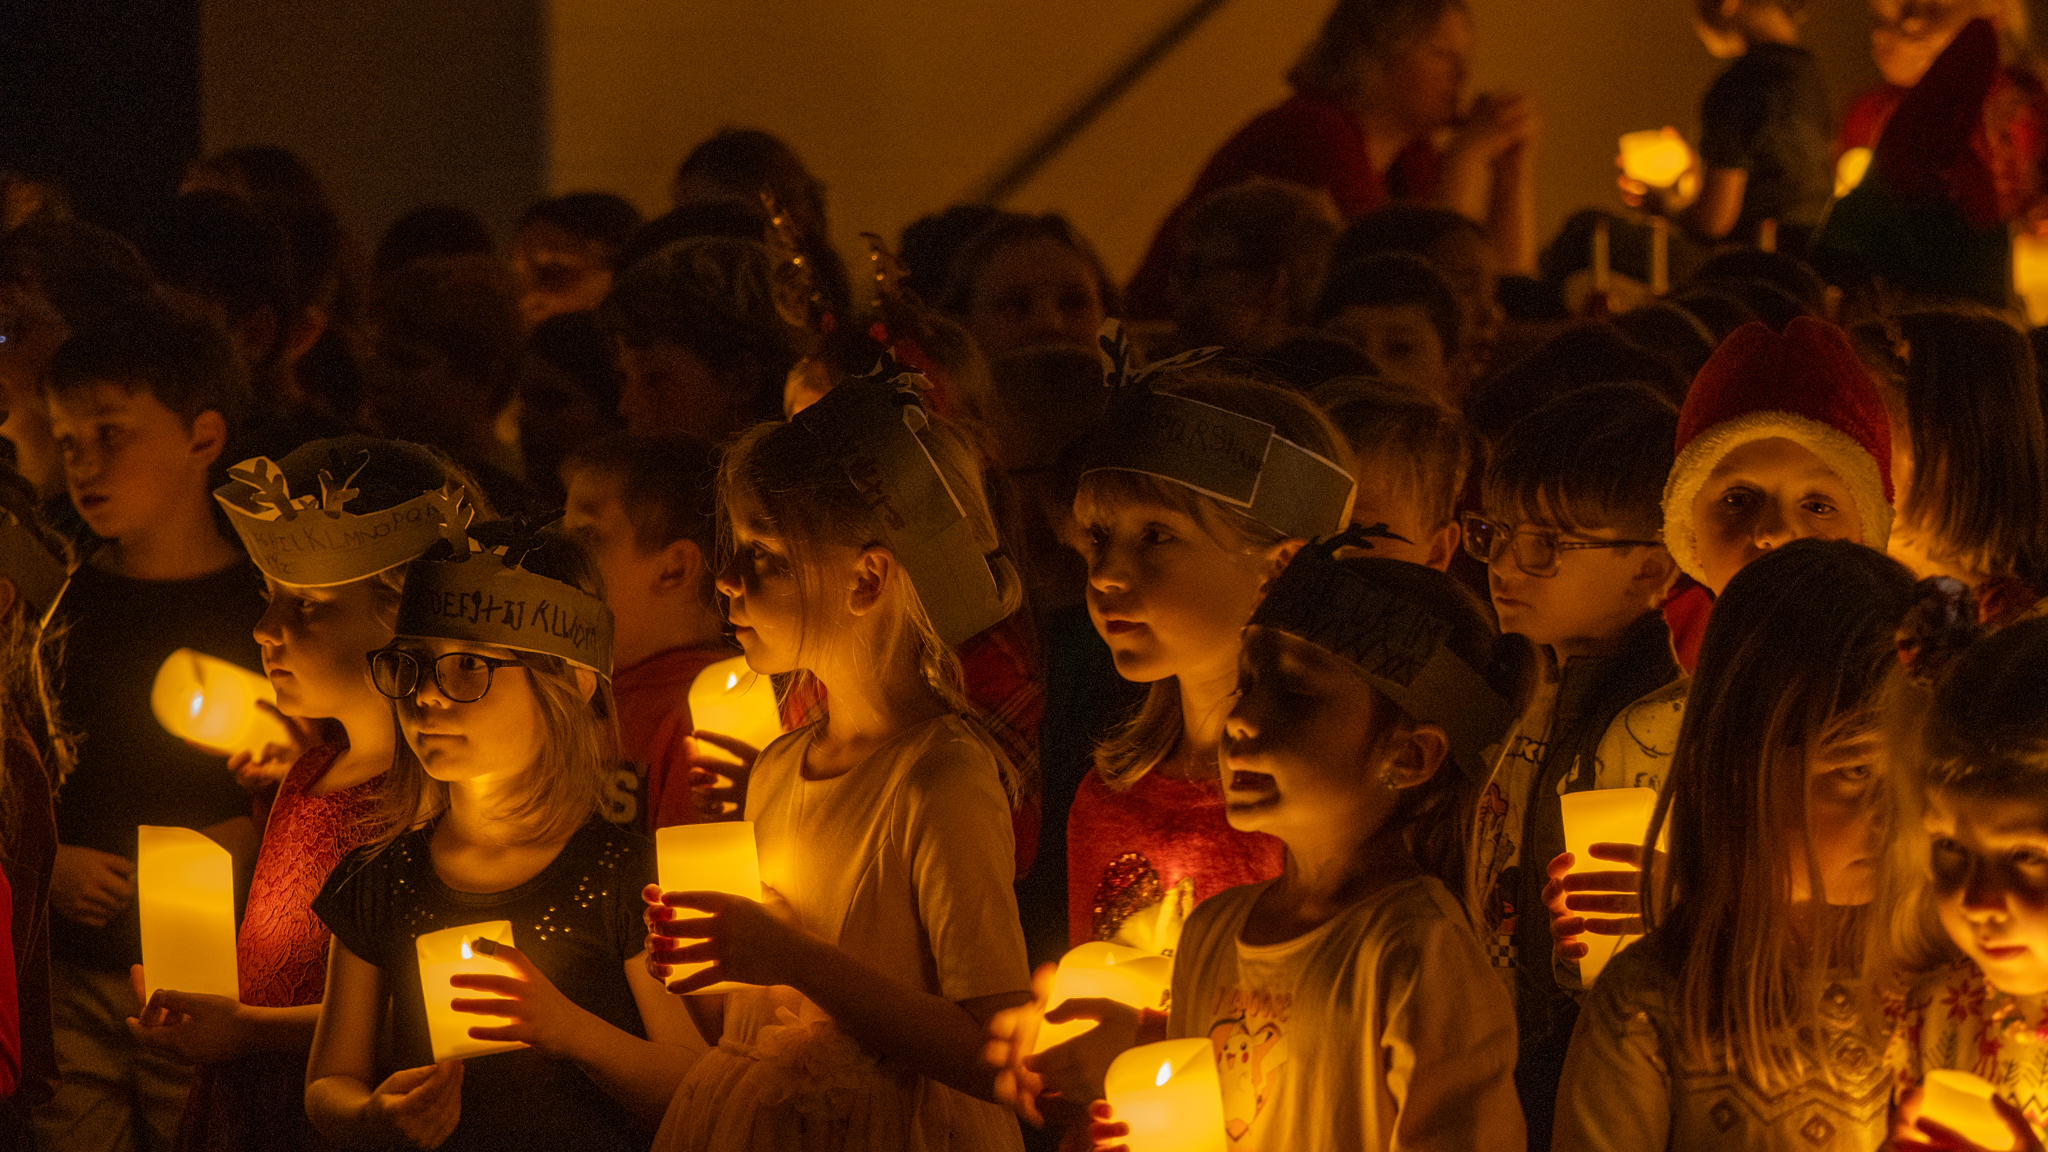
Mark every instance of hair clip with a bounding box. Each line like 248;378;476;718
1895;575;1980;687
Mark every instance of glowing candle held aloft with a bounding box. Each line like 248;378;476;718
1031;942;1173;1053
415;921;525;1063
1559;787;1659;985
1104;1038;1226;1152
655;822;763;995
687;655;782;763
150;648;290;758
1619;128;1692;189
1918;1070;2016;1150
137;825;239;999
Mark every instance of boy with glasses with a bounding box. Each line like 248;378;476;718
1467;383;1681;1151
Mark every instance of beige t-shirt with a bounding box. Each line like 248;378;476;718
1167;876;1524;1151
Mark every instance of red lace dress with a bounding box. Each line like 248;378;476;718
174;744;384;1152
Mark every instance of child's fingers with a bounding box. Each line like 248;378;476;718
1587;842;1647;867
1561;870;1643;894
1563;892;1639;915
1576;916;1644;938
449;996;523;1018
640;883;667;907
689;729;761;761
447;973;524;996
1044;996;1117;1025
663;966;727;996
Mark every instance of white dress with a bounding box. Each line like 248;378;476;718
653;715;1029;1152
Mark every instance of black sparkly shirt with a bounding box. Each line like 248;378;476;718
313;817;654;1152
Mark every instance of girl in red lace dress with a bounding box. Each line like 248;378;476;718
126;437;479;1152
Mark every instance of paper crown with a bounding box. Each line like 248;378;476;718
216;437;474;587
790;367;1009;647
394;524;614;677
1248;525;1515;782
1082;321;1354;541
0;506;66;619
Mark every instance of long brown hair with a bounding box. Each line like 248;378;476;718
1287;0;1465;99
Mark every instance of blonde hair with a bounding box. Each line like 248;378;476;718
1083;372;1354;790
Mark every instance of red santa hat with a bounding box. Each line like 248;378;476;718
1661;317;1894;585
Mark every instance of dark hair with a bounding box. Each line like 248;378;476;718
1464;323;1687;441
373;254;524;411
1255;333;1376;392
900;204;1009;304
1331;203;1487;275
185;145;327;211
1179;178;1339;326
1609;302;1716;380
1920;617;2048;797
1315;252;1461;356
525;311;621;414
562;432;721;560
0;219;155;334
1484;383;1678;537
940;212;1121;320
139;191;293;358
519;193;645;268
373;204;494;282
1684;276;1809;332
597;236;799;427
671;128;851;318
1315;375;1473;530
47;306;249;429
1667;287;1761;343
618;198;772;274
1287;0;1466;97
1692;249;1830;316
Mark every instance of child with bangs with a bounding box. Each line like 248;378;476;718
1466;383;1680;1149
1551;539;1915;1152
640;373;1033;1151
1311;374;1472;572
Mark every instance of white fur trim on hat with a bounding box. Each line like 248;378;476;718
1661;410;1894;588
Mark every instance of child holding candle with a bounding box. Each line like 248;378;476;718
1549;539;1914;1152
640;369;1033;1151
305;522;698;1152
123;436;479;1152
1017;533;1532;1150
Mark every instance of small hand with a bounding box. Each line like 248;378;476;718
687;730;761;820
1894;1083;2048;1151
51;844;135;927
1023;997;1143;1107
362;1061;464;1150
1451;91;1538;161
643;885;809;993
1088;1099;1132;1152
1544;844;1650;964
985;963;1055;1126
224;702;321;791
125;964;250;1064
448;943;584;1057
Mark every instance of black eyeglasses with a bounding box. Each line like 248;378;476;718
1460;513;1660;578
367;647;523;703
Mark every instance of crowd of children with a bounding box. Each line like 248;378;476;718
13;0;2048;1149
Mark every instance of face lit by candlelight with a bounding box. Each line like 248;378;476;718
1690;438;1866;596
393;636;544;785
1786;726;1884;906
254;575;398;719
713;492;869;677
1926;790;2048;996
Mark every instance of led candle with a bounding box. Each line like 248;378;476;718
1918;1070;2016;1150
687;655;782;763
1559;787;1659;985
1104;1038;1226;1152
1835;146;1873;199
1031;942;1173;1053
2015;232;2048;327
415;921;525;1062
136;825;239;999
655;822;763;994
1619;128;1692;189
150;648;291;758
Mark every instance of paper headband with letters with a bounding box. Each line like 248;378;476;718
216;437;474;587
1082;321;1355;541
791;367;1008;647
395;523;615;678
1248;525;1515;782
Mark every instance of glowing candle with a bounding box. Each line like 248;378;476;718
1619;128;1691;189
1104;1037;1226;1152
1031;942;1173;1053
2015;232;2048;327
1919;1070;2016;1150
655;822;763;994
415;921;525;1062
136;825;239;999
1559;787;1659;985
687;655;783;763
149;648;290;758
1835;147;1873;199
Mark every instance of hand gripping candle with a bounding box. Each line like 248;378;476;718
137;825;239;999
1917;1070;2017;1151
1031;942;1172;1054
1104;1037;1227;1152
415;921;526;1062
1558;787;1660;985
655;822;764;994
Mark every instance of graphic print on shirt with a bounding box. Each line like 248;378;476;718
1478;729;1544;970
1208;986;1291;1143
601;760;641;828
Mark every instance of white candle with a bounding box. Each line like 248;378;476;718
136;825;239;999
149;648;291;758
415;921;525;1063
1031;942;1172;1053
1104;1037;1226;1152
686;655;782;762
1558;788;1660;985
1919;1070;2016;1150
655;822;764;994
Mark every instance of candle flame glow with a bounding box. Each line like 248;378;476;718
188;693;204;718
1154;1061;1172;1087
460;940;472;960
725;673;739;691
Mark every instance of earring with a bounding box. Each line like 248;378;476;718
1380;767;1403;791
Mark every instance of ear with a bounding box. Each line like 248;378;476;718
846;546;894;617
1384;721;1450;791
652;538;704;597
188;410;228;469
1633;546;1679;604
1257;538;1307;597
573;665;599;702
279;305;329;371
1424;520;1461;573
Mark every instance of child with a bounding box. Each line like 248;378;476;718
513;192;643;330
123;436;478;1152
1011;533;1532;1149
37;309;266;1152
1550;539;1915;1152
560;433;743;831
1312;374;1472;571
1170;177;1339;356
940;214;1116;360
304;520;697;1152
1315;253;1462;402
1881;597;2048;1148
1064;352;1355;955
642;371;1032;1150
1468;383;1680;1149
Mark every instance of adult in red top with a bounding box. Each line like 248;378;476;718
1124;0;1536;321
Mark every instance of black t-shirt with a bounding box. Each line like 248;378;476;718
1698;42;1833;240
312;818;655;1152
48;559;266;972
